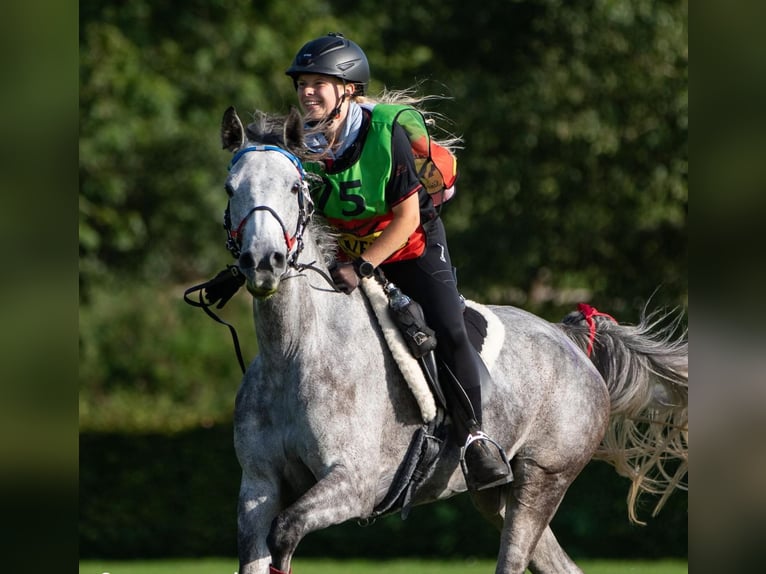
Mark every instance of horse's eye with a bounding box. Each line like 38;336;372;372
225;183;234;197
291;182;301;194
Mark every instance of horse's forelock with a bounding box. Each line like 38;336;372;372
245;111;295;147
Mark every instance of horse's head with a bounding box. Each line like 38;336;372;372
220;106;311;299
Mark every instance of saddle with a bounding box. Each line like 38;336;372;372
359;277;505;423
358;277;506;519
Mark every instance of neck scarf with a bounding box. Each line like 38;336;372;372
305;102;363;159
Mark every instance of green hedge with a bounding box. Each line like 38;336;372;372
79;424;687;560
79;281;257;433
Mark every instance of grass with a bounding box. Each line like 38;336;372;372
79;557;688;574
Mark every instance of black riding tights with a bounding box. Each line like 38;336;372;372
381;218;484;430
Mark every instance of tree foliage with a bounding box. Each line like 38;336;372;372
80;0;686;315
79;0;687;427
371;0;688;315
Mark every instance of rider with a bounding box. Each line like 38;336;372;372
285;33;512;491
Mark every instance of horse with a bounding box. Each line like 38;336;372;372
217;106;688;574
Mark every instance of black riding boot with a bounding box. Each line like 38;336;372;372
440;358;513;491
461;422;513;491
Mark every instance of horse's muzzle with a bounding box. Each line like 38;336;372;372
239;250;287;273
242;267;280;298
239;251;286;299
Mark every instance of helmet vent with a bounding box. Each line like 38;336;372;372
336;60;358;72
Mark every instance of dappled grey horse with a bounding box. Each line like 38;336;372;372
218;106;687;574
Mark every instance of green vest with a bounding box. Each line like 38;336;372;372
306;104;430;222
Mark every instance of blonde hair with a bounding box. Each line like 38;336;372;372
303;84;463;157
355;86;463;154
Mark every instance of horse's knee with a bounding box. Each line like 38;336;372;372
267;512;301;561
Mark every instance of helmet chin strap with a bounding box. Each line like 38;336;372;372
305;83;350;128
330;92;348;119
328;80;350;120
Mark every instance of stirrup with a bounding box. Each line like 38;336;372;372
459;431;509;462
459;431;513;490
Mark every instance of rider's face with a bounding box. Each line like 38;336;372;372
296;74;354;123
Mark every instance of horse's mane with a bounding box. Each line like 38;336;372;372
305;214;340;267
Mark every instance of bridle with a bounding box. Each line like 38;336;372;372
223;144;338;289
223;145;314;270
185;144;340;375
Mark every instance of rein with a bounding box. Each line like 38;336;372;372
184;270;248;374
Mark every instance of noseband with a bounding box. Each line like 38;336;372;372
223;145;314;270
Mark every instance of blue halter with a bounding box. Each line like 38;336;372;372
228;145;307;179
224;145;313;265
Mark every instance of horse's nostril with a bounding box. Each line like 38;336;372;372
239;251;255;270
240;251;286;272
255;252;286;271
271;252;285;268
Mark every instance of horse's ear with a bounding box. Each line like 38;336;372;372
221;106;246;152
284;106;304;152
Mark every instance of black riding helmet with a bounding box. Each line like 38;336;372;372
285;33;370;95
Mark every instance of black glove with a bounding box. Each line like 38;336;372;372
204;265;246;308
329;261;360;294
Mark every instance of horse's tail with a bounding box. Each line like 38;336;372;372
558;303;688;524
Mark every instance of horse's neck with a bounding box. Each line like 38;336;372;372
252;244;361;363
253;285;320;360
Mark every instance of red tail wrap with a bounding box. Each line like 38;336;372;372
577;303;618;357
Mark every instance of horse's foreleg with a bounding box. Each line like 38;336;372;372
528;526;583;574
495;458;577;574
238;475;282;574
267;464;367;573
